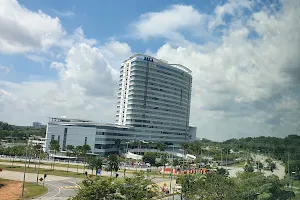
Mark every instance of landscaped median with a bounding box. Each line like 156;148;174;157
0;178;48;200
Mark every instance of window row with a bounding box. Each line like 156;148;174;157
126;104;188;115
129;78;191;97
130;61;191;81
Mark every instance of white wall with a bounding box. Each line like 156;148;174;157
45;124;96;153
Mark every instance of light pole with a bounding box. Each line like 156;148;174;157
124;141;129;177
21;143;29;198
291;171;296;192
36;147;42;184
36;138;49;185
179;149;185;200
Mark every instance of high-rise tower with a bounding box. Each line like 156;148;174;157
116;54;192;143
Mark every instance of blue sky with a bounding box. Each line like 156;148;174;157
0;0;299;141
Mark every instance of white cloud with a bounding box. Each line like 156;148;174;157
53;9;75;17
99;40;132;72
26;54;51;67
208;0;253;30
0;0;66;54
154;0;300;140
52;42;122;97
132;5;207;45
0;39;131;125
0;0;299;141
0;82;116;125
0;65;10;74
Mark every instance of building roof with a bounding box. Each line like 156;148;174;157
48;117;135;129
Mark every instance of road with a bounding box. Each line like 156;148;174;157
35;180;80;200
0;170;81;200
0;166;171;200
224;155;286;179
0;155;286;199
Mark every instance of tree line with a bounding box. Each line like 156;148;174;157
0;121;45;141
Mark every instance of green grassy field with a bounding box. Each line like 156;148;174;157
0;159;85;169
0;164;87;179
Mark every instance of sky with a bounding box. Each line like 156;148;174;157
0;0;299;141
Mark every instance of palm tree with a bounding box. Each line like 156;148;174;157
49;140;60;170
156;142;167;152
81;144;91;173
10;147;17;167
107;154;120;177
88;156;103;175
27;144;34;168
66;145;74;174
73;146;82;173
33;144;42;171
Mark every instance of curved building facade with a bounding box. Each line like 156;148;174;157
116;54;192;144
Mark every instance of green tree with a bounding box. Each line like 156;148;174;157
72;177;123;200
269;162;276;172
88;156;103;175
119;172;159;200
107;154;120;177
173;158;180;167
160;153;168;177
49;140;60;169
33;144;43;171
73;146;82;173
156;142;166;152
265;158;273;164
66;144;74;173
81;144;91;173
256;161;264;172
216;167;229;177
142;152;156;166
179;174;239;199
10;146;18;167
244;163;254;172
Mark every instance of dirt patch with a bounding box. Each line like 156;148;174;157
0;180;22;200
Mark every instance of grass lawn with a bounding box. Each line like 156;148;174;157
0;178;47;199
292;180;300;188
0;164;87;179
23;182;48;199
0;159;84;169
231;162;245;168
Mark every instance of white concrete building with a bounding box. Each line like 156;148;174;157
45;117;197;156
116;54;192;142
28;136;47;152
45;54;197;157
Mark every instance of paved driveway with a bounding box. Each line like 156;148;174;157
0;170;82;200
